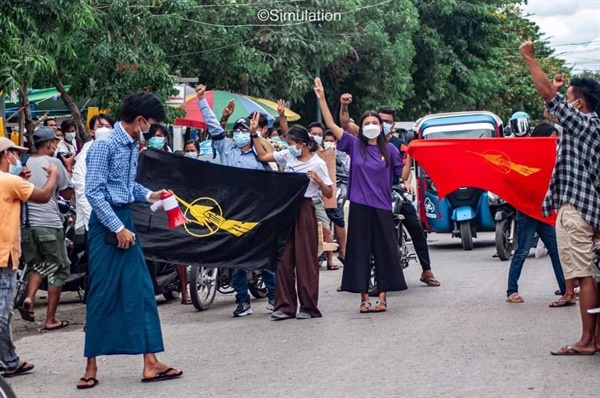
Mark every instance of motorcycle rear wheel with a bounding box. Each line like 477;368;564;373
495;219;512;261
190;266;218;311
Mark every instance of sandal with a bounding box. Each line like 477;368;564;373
359;301;372;313
506;293;524;303
39;320;70;333
337;256;346;266
549;299;576;308
3;362;34;378
550;345;597;355
420;277;441;287
371;300;387;313
181;298;192;305
77;377;99;389
326;264;340;270
17;305;35;323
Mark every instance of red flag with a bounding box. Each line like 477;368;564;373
407;138;557;225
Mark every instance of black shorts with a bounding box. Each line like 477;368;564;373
326;207;345;228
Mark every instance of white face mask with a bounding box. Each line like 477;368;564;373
94;127;112;140
362;124;381;139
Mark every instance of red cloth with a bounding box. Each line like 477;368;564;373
407;138;557;225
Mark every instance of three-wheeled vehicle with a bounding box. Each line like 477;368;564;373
414;112;504;250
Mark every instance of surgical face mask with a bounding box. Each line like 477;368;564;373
362;124;381;139
94;127;111;141
313;135;323;146
288;144;302;158
148;136;166;150
383;122;393;135
184;152;198;159
233;132;251;148
8;153;22;176
138;117;151;138
65;132;76;142
323;141;336;150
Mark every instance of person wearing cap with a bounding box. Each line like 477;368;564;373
0;137;61;378
196;84;277;318
18;127;74;332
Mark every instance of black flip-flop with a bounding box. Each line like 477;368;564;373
3;362;34;378
77;377;99;389
337;256;346;266
141;368;183;383
39;320;70;333
420;277;441;287
17;306;35;322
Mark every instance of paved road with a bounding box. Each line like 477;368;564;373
8;232;599;397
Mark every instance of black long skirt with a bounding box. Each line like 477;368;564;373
341;202;407;293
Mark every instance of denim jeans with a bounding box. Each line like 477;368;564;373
507;212;566;296
0;268;19;370
232;269;276;303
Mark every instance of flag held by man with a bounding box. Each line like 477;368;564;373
408;138;557;225
132;149;310;270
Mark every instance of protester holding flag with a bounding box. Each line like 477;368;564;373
520;41;600;356
503;122;572;307
80;92;182;389
196;84;277;317
143;124;191;306
252;115;333;320
314;78;407;314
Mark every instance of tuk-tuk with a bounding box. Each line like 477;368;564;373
414;111;504;250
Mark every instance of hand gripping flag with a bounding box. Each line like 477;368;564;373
407;138;557;225
132;149;309;270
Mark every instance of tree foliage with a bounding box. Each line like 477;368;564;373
0;0;574;137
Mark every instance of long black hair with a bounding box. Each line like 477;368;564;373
358;111;390;166
288;125;319;152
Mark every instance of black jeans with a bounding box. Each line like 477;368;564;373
399;201;431;272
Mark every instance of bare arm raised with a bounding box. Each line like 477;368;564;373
314;78;344;140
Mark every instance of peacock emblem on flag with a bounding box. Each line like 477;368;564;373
466;150;542;177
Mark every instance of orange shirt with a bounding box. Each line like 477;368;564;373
0;172;34;269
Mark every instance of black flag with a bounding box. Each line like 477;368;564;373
133;149;309;270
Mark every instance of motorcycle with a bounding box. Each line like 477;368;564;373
368;184;417;296
188;267;268;311
14;198;88;307
146;260;183;301
0;375;17;398
489;193;517;261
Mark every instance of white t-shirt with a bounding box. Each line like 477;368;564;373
273;150;333;198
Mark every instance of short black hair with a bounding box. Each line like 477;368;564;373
377;105;396;120
323;130;336;140
89;113;115;130
308;122;325;132
248;113;269;128
288;125;319;152
60;119;77;132
43;118;56;126
530;122;558;137
144;123;169;141
570;77;600;113
121;92;166;123
184;139;199;151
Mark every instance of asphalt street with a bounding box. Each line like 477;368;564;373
8;232;600;398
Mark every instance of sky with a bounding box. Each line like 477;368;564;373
523;0;600;72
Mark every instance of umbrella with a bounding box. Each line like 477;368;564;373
175;90;277;130
245;96;301;122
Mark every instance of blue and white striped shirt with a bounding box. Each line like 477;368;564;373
85;122;150;232
199;99;264;170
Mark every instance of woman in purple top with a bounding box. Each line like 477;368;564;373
314;78;407;313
